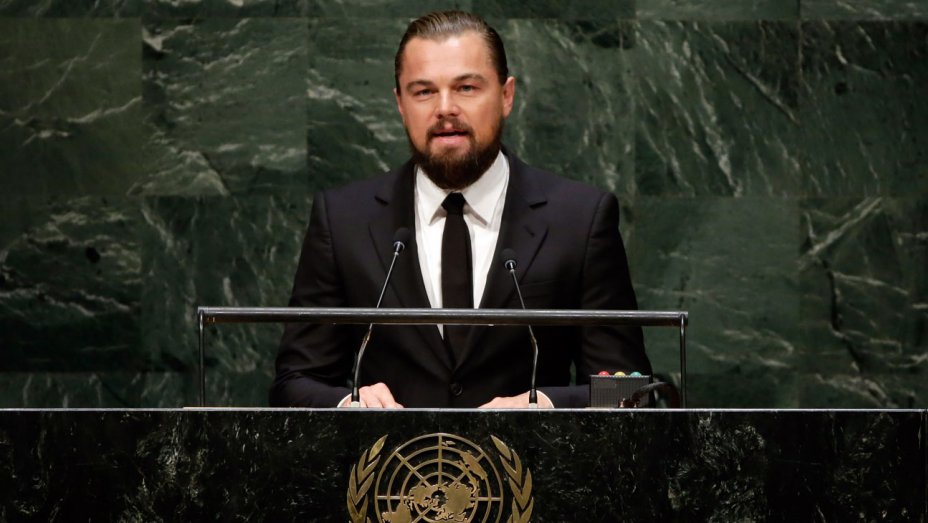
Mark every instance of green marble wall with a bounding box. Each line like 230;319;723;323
0;0;925;408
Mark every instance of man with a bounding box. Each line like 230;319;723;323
270;10;650;409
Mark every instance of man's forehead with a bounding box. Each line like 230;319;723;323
401;31;492;64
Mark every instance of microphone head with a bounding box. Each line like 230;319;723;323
501;248;517;270
393;227;411;253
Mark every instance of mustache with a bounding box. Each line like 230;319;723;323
427;119;473;138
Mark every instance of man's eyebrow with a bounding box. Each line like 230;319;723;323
454;73;488;84
403;74;489;92
404;79;435;91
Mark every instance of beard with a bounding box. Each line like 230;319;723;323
408;117;503;191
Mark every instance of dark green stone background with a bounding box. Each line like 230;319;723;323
1;1;925;408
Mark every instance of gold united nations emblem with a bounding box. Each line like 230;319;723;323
347;433;534;523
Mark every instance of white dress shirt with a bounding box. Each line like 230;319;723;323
414;151;509;313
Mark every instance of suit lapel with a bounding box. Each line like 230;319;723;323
368;161;453;369
460;153;549;368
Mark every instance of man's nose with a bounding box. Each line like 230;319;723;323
436;91;460;117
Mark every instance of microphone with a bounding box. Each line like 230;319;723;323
501;248;540;408
350;227;411;407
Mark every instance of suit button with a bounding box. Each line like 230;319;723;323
449;382;463;396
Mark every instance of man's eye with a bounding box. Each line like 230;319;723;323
414;89;433;96
459;85;476;92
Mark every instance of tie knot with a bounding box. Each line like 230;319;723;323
442;192;467;215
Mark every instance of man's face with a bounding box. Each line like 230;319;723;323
395;32;515;190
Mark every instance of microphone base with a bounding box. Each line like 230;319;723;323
349;401;361;408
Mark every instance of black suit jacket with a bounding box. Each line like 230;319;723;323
269;151;650;408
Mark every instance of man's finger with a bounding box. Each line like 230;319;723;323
359;383;403;409
481;398;513;408
479;391;549;409
362;392;383;408
359;387;384;408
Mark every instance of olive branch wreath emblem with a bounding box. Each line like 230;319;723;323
347;434;534;523
347;435;387;523
491;435;534;523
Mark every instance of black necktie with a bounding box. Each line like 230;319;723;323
441;192;472;359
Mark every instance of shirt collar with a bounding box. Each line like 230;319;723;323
415;150;509;226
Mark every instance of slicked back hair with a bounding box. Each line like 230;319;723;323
394;10;509;91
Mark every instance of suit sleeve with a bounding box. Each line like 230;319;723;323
538;191;651;408
269;191;354;407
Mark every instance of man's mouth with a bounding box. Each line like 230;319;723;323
431;129;469;139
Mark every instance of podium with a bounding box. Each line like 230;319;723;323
1;408;924;520
3;309;911;519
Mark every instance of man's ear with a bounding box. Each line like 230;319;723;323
394;87;405;123
501;76;516;118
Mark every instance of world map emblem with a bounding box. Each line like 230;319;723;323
347;433;534;523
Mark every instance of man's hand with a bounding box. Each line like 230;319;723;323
479;391;553;409
340;382;404;408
